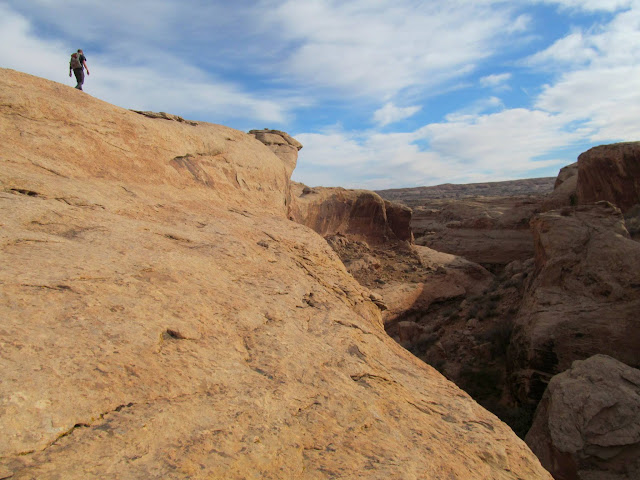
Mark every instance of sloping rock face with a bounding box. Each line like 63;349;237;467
0;69;552;479
526;355;640;480
508;202;640;409
577;142;640;214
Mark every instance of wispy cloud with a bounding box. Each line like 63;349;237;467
479;73;512;88
373;102;422;127
262;0;524;97
295;107;577;189
0;2;293;124
535;0;638;12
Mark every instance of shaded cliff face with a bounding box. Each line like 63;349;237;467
0;69;552;479
577;142;640;214
508;202;640;409
289;182;412;245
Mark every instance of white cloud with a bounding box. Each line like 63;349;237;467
479;73;512;88
528;6;640;141
535;65;640;141
445;97;504;120
418;109;580;169
294;107;578;189
526;32;599;67
263;0;524;97
373;102;422;127
535;0;638;12
0;3;292;124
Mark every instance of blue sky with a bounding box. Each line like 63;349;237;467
1;0;639;189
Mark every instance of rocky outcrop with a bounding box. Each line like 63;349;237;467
526;355;640;480
0;68;552;479
384;200;413;242
577;142;640;214
248;128;302;179
289;183;409;245
508;202;640;409
289;183;492;332
248;129;303;211
541;162;578;212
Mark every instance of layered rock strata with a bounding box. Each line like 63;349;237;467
0;68;551;479
409;196;541;270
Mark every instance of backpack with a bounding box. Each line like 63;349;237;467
70;52;82;69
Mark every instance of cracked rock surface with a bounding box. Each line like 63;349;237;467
0;68;551;479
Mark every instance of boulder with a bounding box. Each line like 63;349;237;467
577;142;640;214
508;202;640;408
526;355;640;480
541;162;578;212
0;68;552;479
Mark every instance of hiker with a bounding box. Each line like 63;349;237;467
69;49;90;90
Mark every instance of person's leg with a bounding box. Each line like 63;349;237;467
73;68;84;90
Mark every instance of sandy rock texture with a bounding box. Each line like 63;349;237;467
0;68;552;479
248;128;302;179
508;202;640;409
577;142;640;214
526;355;640;480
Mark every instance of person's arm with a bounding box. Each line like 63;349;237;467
83;59;90;75
69;61;72;77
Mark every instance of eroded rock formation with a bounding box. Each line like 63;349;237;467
289;183;410;245
526;355;640;480
409;196;541;270
577;142;640;214
508;202;640;409
0;69;551;479
541;162;578;212
248;128;302;179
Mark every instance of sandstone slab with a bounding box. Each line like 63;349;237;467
0;68;551;479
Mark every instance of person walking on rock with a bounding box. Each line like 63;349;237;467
69;49;89;90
